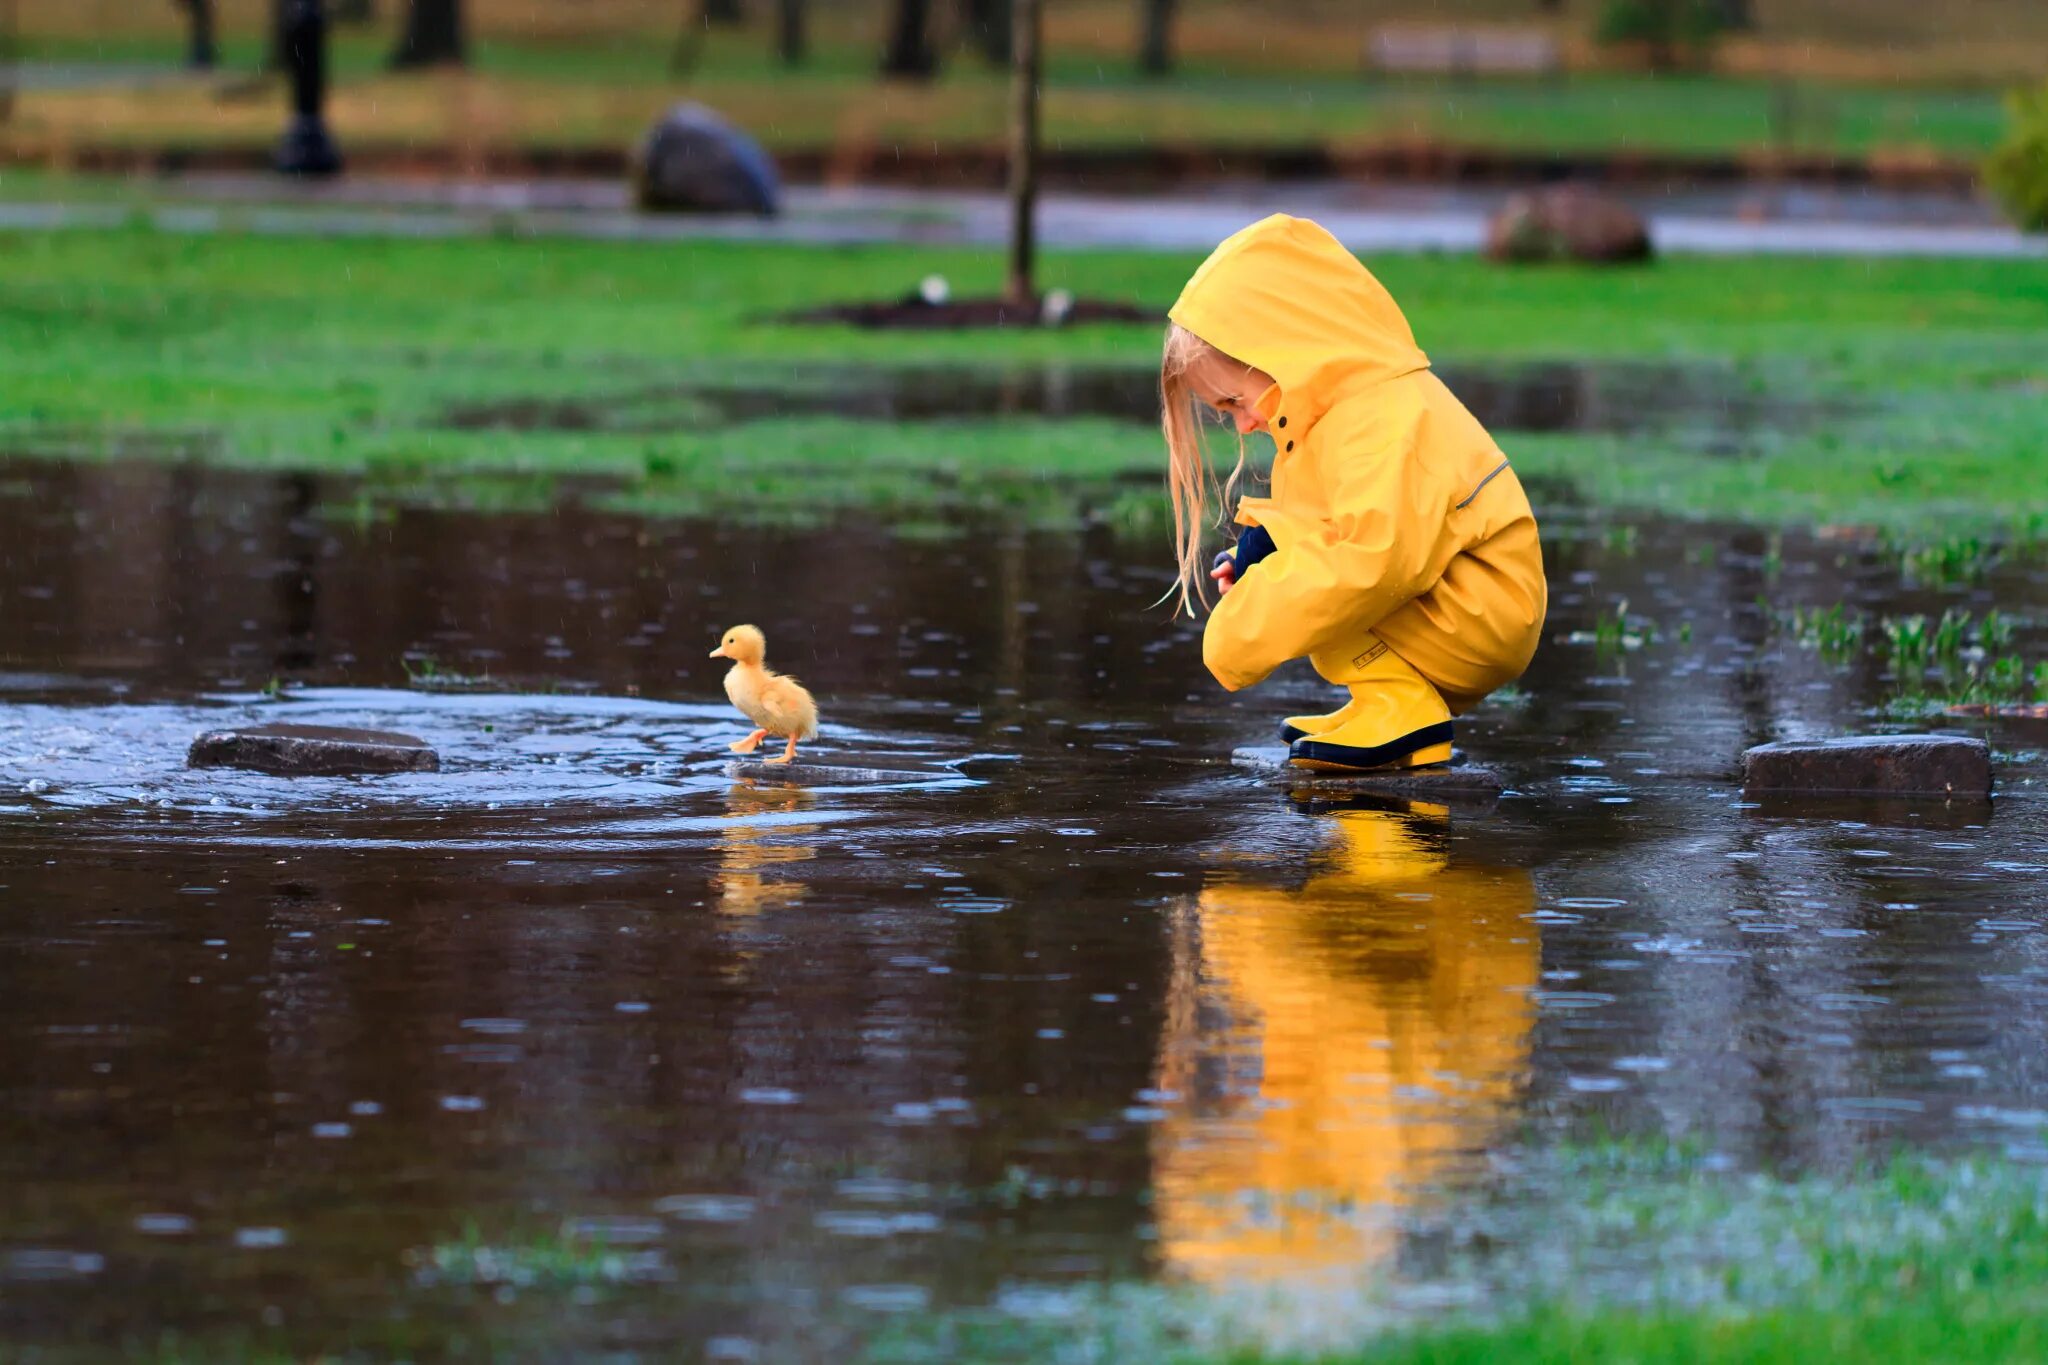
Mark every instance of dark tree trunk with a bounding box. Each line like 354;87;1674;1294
962;0;1009;64
674;0;750;73
1713;0;1751;29
179;0;218;69
1646;0;1675;74
388;0;464;69
330;0;373;24
0;0;16;125
266;0;286;71
776;0;805;66
1138;0;1173;76
880;0;937;79
1005;0;1040;307
276;0;342;174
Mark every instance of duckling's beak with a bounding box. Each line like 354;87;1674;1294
708;645;730;659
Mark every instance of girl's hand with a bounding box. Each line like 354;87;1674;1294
1209;559;1238;596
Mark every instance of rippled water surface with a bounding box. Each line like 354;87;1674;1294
2;459;2045;1358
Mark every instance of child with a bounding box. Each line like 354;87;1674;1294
1161;214;1547;773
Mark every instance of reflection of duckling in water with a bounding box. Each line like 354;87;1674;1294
709;624;819;765
1150;800;1537;1285
715;782;818;920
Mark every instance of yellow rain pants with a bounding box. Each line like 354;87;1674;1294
1170;214;1547;713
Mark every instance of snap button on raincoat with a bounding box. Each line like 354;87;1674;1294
1170;215;1547;703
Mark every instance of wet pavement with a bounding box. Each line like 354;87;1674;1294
2;457;2047;1358
4;178;2042;259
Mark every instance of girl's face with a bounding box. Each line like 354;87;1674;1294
1184;350;1277;436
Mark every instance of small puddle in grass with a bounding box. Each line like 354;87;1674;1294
434;358;1833;447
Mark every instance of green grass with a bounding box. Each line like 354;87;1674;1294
2;224;2046;541
868;1147;2048;1364
1256;1307;2048;1363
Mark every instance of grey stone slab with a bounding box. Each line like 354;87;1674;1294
188;723;439;776
1741;733;1991;799
722;758;950;787
1231;746;1505;799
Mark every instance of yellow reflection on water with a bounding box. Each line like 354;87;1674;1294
1151;800;1537;1283
713;781;819;919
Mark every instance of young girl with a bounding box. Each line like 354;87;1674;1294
1161;214;1547;773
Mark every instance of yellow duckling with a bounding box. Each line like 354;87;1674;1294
709;624;820;765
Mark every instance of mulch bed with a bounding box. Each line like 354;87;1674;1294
780;295;1160;330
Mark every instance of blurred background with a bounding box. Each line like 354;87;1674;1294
2;0;2045;198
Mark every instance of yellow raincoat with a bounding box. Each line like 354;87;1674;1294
1170;215;1547;712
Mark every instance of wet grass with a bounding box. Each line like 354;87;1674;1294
409;1222;669;1290
1773;597;2048;713
81;1147;2044;1363
863;1147;2048;1365
1;227;2046;543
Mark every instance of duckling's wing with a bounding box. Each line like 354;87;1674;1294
758;674;820;740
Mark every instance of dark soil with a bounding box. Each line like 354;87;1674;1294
781;295;1161;330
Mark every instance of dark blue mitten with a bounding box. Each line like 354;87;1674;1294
1232;524;1277;573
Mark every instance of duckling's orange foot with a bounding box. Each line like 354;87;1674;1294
729;728;768;755
763;736;801;766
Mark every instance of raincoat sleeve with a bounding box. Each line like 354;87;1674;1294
1201;409;1448;692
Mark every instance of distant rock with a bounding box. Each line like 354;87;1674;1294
632;102;781;216
188;723;439;777
1485;185;1652;265
1740;734;1990;799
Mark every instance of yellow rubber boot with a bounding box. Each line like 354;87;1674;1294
1288;634;1453;773
1278;697;1359;745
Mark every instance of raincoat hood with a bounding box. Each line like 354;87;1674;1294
1168;214;1430;424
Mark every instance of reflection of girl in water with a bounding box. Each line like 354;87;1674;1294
1150;802;1537;1282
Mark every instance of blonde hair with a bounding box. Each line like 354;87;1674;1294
1160;322;1251;617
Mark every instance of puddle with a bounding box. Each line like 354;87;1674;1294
436;358;1827;446
1;456;2045;1357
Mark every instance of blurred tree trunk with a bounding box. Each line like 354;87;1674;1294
0;0;15;124
330;0;373;22
266;0;285;70
388;0;464;68
962;0;1010;64
675;0;752;73
178;0;218;68
1138;0;1173;75
1005;0;1040;306
776;0;805;65
1713;0;1751;29
881;0;938;78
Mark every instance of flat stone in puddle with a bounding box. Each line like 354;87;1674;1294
187;723;440;777
1741;734;1991;799
723;756;949;787
1231;746;1504;799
